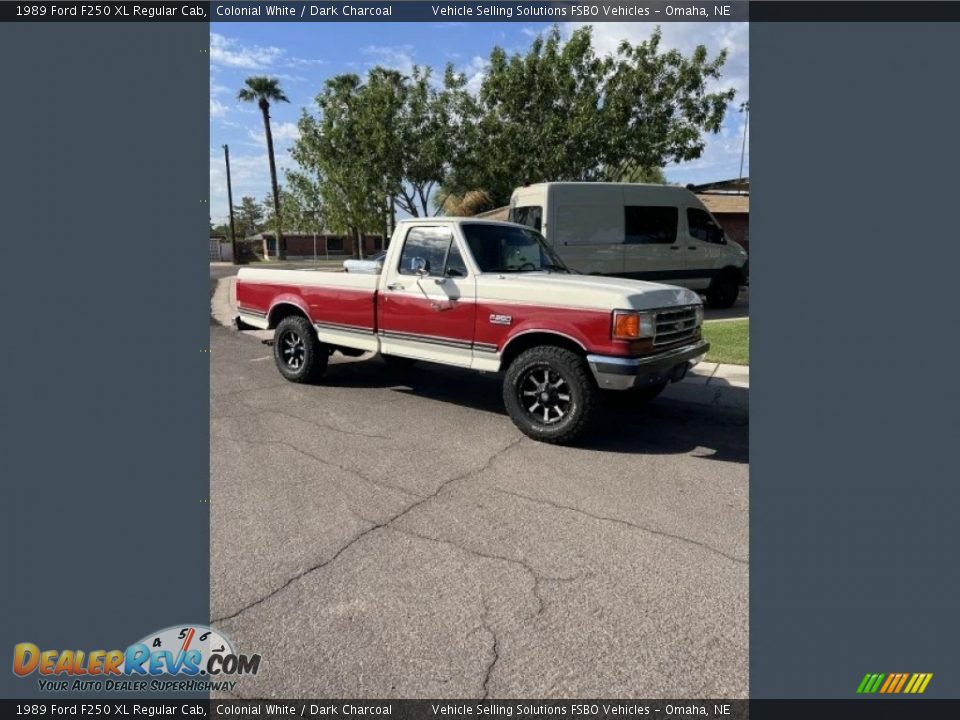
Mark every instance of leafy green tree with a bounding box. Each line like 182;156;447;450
210;222;231;238
239;77;290;259
289;73;399;258
443;25;734;206
234;196;264;240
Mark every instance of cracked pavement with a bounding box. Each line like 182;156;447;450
210;310;748;699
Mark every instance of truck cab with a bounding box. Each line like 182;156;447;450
236;218;709;445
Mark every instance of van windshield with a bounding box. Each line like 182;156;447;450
462;223;570;274
508;205;543;232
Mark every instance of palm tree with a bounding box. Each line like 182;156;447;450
239;77;290;260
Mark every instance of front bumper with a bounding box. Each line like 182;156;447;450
587;339;710;391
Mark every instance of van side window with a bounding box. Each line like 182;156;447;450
509;206;543;232
624;206;678;244
398;227;453;276
687;208;725;244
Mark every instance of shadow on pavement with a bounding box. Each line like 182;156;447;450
320;355;748;464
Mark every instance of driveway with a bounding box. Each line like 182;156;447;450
209;316;748;698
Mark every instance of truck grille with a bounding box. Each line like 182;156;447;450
653;306;699;347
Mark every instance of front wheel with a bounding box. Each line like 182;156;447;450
706;271;740;309
503;346;598;445
273;315;328;383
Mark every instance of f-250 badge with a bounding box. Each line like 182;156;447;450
489;313;512;325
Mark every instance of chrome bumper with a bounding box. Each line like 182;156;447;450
587;340;710;391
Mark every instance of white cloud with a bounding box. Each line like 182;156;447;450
210;33;284;70
210;98;228;118
244;121;299;149
461;55;488;95
209;149;298;224
362;44;416;75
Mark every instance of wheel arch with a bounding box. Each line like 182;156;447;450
499;330;588;370
267;299;311;329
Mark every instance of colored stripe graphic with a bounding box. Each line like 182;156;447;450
858;672;932;694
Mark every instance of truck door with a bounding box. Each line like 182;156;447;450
378;225;477;368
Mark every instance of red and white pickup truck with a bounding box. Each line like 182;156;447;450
236;219;708;444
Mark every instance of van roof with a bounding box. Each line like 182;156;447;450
517;181;686;190
395;216;522;228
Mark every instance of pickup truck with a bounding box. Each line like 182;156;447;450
235;218;709;444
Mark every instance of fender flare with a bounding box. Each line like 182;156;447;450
267;295;312;328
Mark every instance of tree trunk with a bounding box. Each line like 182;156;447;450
261;100;285;260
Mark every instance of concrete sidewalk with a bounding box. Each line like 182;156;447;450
662;361;749;412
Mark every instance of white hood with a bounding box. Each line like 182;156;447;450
475;272;701;311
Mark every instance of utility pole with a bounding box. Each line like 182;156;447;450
223;144;238;264
738;101;750;193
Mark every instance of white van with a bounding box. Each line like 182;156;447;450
508;182;748;308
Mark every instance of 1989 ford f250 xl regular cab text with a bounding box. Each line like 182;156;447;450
235;219;708;444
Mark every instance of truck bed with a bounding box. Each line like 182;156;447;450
236;268;380;350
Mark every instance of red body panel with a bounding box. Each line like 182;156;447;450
237;282;376;331
236;279;643;357
379;293;476;345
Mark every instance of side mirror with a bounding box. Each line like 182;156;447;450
411;257;430;276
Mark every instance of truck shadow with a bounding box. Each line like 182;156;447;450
322;356;748;464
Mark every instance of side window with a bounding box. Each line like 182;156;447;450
687;208;725;244
509;206;543;232
398;227;452;276
624;206;678;244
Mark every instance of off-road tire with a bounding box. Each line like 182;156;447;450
706;270;740;309
503;346;597;445
273;315;328;383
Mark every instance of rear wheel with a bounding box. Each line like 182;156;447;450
503;346;597;445
707;270;740;309
273;316;328;383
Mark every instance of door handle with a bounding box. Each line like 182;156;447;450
687;246;698;250
670;246;680;250
386;282;405;291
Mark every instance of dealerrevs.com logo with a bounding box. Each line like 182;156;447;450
12;624;260;693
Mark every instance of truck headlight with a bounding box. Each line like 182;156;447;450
612;310;655;340
694;305;704;326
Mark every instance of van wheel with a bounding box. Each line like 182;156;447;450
707;270;740;309
503;346;597;445
273;316;328;383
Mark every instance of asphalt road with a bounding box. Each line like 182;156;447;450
209;295;749;698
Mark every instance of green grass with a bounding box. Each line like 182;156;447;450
702;318;749;365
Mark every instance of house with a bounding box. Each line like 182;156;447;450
690;177;750;255
253;231;385;260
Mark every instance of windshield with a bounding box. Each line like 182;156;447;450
461;223;569;274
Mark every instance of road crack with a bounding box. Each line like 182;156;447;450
211;437;523;626
494;488;748;566
479;592;500;700
213;433;422;501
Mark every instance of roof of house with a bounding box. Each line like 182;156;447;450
474;206;510;221
696;193;749;215
689;177;749;194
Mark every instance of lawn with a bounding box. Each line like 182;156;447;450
702;318;749;365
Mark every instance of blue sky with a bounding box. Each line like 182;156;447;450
210;21;749;224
